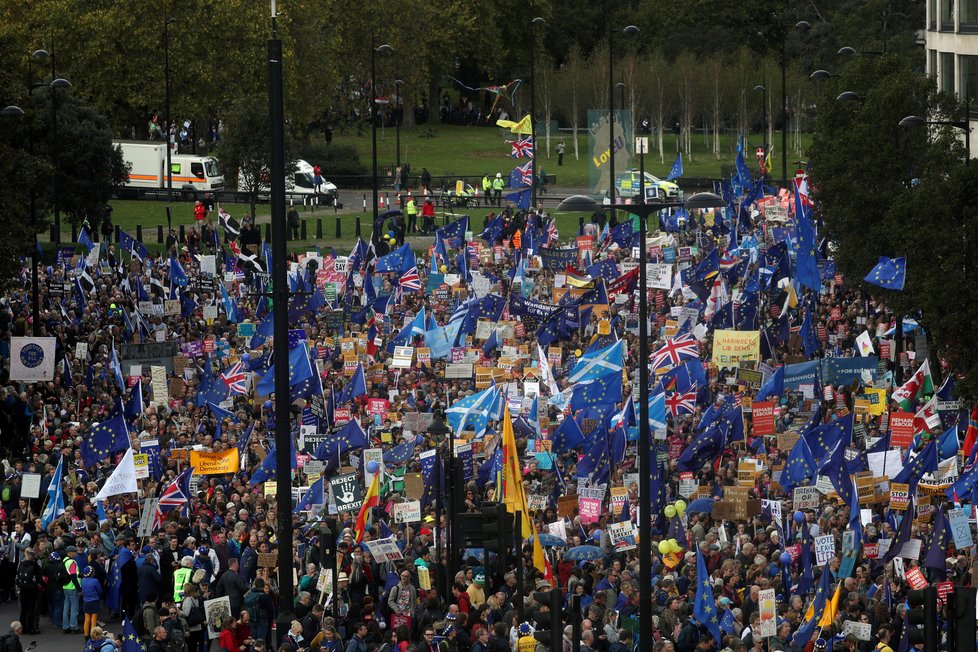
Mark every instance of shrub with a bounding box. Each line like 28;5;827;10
299;143;366;176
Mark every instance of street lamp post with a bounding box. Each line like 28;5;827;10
899;101;972;165
371;40;394;226
267;1;294;645
607;24;639;221
529;16;545;213
428;413;453;596
753;85;768;177
394;80;404;169
49;78;72;246
164;10;176;201
555;191;724;651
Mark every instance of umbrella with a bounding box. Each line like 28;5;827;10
686;498;715;514
380;209;404;218
562;545;605;561
526;533;566;548
462;548;496;561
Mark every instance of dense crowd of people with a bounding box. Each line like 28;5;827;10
0;166;972;652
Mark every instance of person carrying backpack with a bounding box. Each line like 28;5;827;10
137;594;161;644
89;626;116;652
180;583;206;652
15;548;41;635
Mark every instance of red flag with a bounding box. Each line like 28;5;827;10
963;403;978;457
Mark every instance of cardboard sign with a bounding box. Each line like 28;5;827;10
905;566;928;590
793;486;820;510
738;461;757;487
257;552;278;568
843;621;872;641
757;589;777;638
815;534;835;567
889;483;911;511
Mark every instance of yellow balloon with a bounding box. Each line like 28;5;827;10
574;349;582;357
664;505;676;518
440;264;448;273
657;540;670;554
670;540;683;553
675;500;687;516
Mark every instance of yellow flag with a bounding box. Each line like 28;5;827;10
817;582;842;628
500;405;547;574
496;115;533;135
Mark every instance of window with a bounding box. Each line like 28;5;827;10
961;55;978;104
170;163;181;174
963;0;978;26
191;162;205;180
929;49;938;79
941;0;954;27
205;160;221;177
941;52;956;93
930;0;938;28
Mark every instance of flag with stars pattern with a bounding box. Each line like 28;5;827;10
694;546;723;644
81;414;130;468
863;256;906;291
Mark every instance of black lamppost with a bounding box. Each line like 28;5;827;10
267;0;295;644
428;413;453;596
556;190;724;652
529;16;545;212
164;10;176;200
49;77;72;245
753;84;768;169
607;24;639;219
371;40;394;225
394;79;404;169
899;104;972;165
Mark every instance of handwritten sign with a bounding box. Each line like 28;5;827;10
793;486;820;510
814;534;835;567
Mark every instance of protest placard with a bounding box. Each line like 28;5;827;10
815;535;835;566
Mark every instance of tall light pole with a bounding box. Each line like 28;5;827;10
50;78;72;246
529;16;545;213
267;0;294;645
371;39;394;226
556;191;724;652
899;103;972;165
1;105;39;336
164;8;176;200
394;79;404;169
607;24;639;220
753;84;768;177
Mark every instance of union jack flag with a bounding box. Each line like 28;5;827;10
650;334;700;372
546;220;559;247
152;467;194;530
509;136;534;158
221;361;249;395
517;161;533;186
665;386;697;416
719;251;740;270
399;266;422;292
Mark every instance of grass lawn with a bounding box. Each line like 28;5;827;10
331;123;812;187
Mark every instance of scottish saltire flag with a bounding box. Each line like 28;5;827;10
221;284;241;323
110;344;126;391
169;256;189;287
387;308;427;352
568;340;623;384
864;256;906;290
666;152;683;180
647;393;667;432
40;455;65;529
447;386;501;439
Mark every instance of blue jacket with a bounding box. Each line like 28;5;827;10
81;576;103;604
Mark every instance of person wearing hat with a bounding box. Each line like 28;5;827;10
80;564;104;639
61;545;81;634
336;572;351;619
466;574;486;609
491;173;504;206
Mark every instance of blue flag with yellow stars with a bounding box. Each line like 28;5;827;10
694;546;723;644
121;617;142;652
569;371;622;412
255;342;314;396
863;256;906;291
551;415;585;454
791;563;832;648
436;215;469;249
312;418;368;462
893;439;938;490
779;436;816;494
677;424;725;472
794;181;821;291
375;243;415;274
666;152;684;180
81;414;130;468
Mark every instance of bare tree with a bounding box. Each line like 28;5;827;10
553;45;586;161
645;50;671;164
537;54;556;159
675;52;698;158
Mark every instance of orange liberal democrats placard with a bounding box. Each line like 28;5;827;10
189;448;240;475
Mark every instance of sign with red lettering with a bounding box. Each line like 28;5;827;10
863;543;879;559
890;411;915;447
752;401;776;436
905;567;928;590
334;408;351;426
937;581;954;607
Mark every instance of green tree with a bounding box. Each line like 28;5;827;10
217;94;297;219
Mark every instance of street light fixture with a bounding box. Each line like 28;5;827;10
753;85;768;165
836;91;863;103
0;106;24;117
556;190;724;652
50;78;72;246
607;24;639;222
809;69;837;81
899;104;972;164
529;16;545;213
393;79;404;169
371;41;394;227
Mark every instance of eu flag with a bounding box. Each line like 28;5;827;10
893;439;938;490
81;414;130;468
169;256;189;287
677;425;725;472
436;215;469;249
754;365;784;402
666;152;684;181
121;617;142;652
255;343;314;396
250;438;298;484
313;418;368;462
480;213;504;243
863;256;906;291
375;243;415;274
569;371;622;411
779;436;815;493
551;415;585;453
794;181;821;291
336;363;367;405
694;546;723;644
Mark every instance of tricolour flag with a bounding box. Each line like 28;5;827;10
354;473;381;542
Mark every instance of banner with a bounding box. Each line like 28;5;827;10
784;360;820;390
540;248;579;272
189;448;240;475
588;109;632;195
821;356;878;385
9;337;57;382
712;330;761;370
647;263;673;290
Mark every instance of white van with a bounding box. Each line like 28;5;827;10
237;159;337;199
115;140;223;193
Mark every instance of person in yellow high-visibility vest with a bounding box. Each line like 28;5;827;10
491;173;504;207
406;196;418;234
172;556;194;603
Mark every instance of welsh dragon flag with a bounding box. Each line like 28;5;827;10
892;359;934;411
